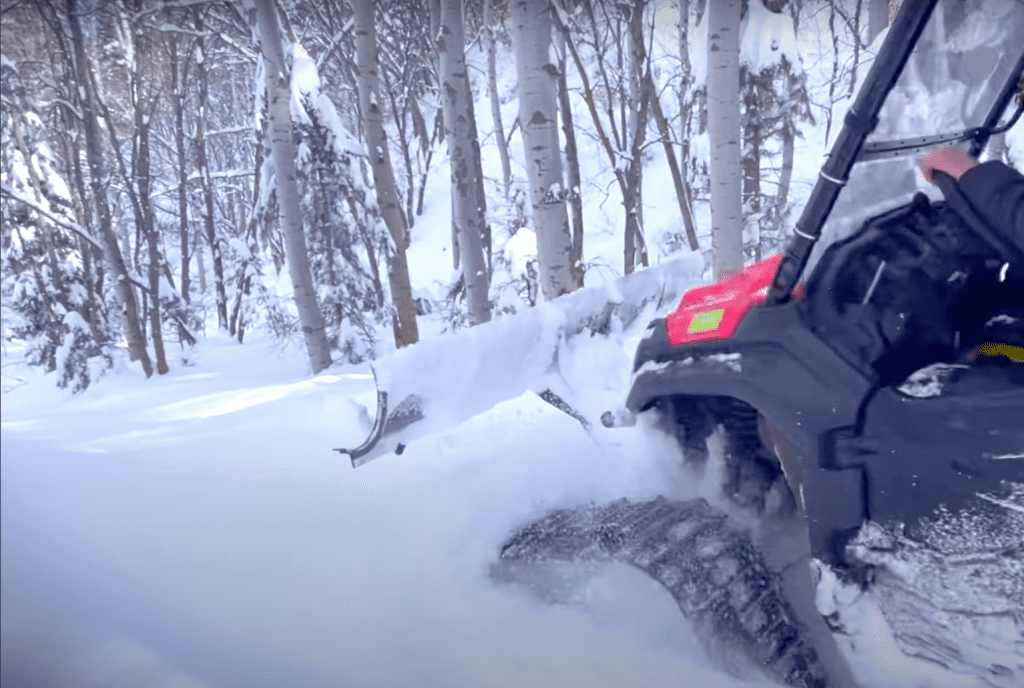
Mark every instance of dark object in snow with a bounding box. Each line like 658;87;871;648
536;389;590;429
494;497;830;688
600;407;637;428
334;382;424;462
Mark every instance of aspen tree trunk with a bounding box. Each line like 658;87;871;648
741;68;763;261
61;125;105;344
847;0;864;98
707;0;744;278
68;0;152;377
89;34;167;367
510;0;575;299
135;97;169;374
678;0;691;146
126;0;168;374
427;0;459;270
626;5;642;140
551;0;645;276
554;29;585;288
439;0;491;324
376;65;415;233
232;109;267;343
195;13;229;330
695;0;708;26
196;241;207;293
255;0;333;373
676;0;701;253
646;72;698;251
140;139;169;374
465;81;491;276
623;0;649;274
352;0;420;348
778;121;795;212
484;0;512;197
615;17;627;149
169;33;190;305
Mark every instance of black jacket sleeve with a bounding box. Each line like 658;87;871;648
958;160;1024;249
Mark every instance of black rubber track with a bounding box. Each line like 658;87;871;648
494;496;830;688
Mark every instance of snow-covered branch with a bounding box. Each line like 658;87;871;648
0;183;104;252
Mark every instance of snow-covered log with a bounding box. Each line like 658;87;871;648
337;255;702;467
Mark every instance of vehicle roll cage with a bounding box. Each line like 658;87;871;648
765;0;1024;306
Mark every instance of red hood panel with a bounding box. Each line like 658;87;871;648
666;254;804;347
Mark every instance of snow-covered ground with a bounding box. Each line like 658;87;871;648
3;320;1009;688
2;327;778;688
4;1;1024;686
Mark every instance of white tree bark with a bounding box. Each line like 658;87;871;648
169;33;191;306
625;1;644;149
707;0;744;278
353;0;420;348
623;0;649;275
438;0;491;324
510;0;575;300
255;0;332;373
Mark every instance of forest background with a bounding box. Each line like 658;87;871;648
2;0;1019;391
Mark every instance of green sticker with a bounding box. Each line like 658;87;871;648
688;309;725;333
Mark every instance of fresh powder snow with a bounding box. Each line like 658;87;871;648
4;316;1012;688
4;2;1024;687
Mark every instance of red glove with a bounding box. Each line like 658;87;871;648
918;146;980;183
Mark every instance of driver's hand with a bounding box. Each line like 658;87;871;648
919;146;979;184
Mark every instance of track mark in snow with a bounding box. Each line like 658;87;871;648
493;496;830;688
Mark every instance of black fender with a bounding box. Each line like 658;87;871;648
626;304;872;563
626;301;1024;564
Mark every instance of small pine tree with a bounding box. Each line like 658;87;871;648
296;101;383;362
741;54;814;260
250;43;385;363
1;59;106;391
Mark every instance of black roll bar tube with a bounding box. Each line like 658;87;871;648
765;0;939;306
968;49;1024;158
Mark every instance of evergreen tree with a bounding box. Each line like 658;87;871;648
1;58;106;391
250;35;385;363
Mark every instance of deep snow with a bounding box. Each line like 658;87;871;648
4;1;1024;686
3;320;1014;688
2;330;782;688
